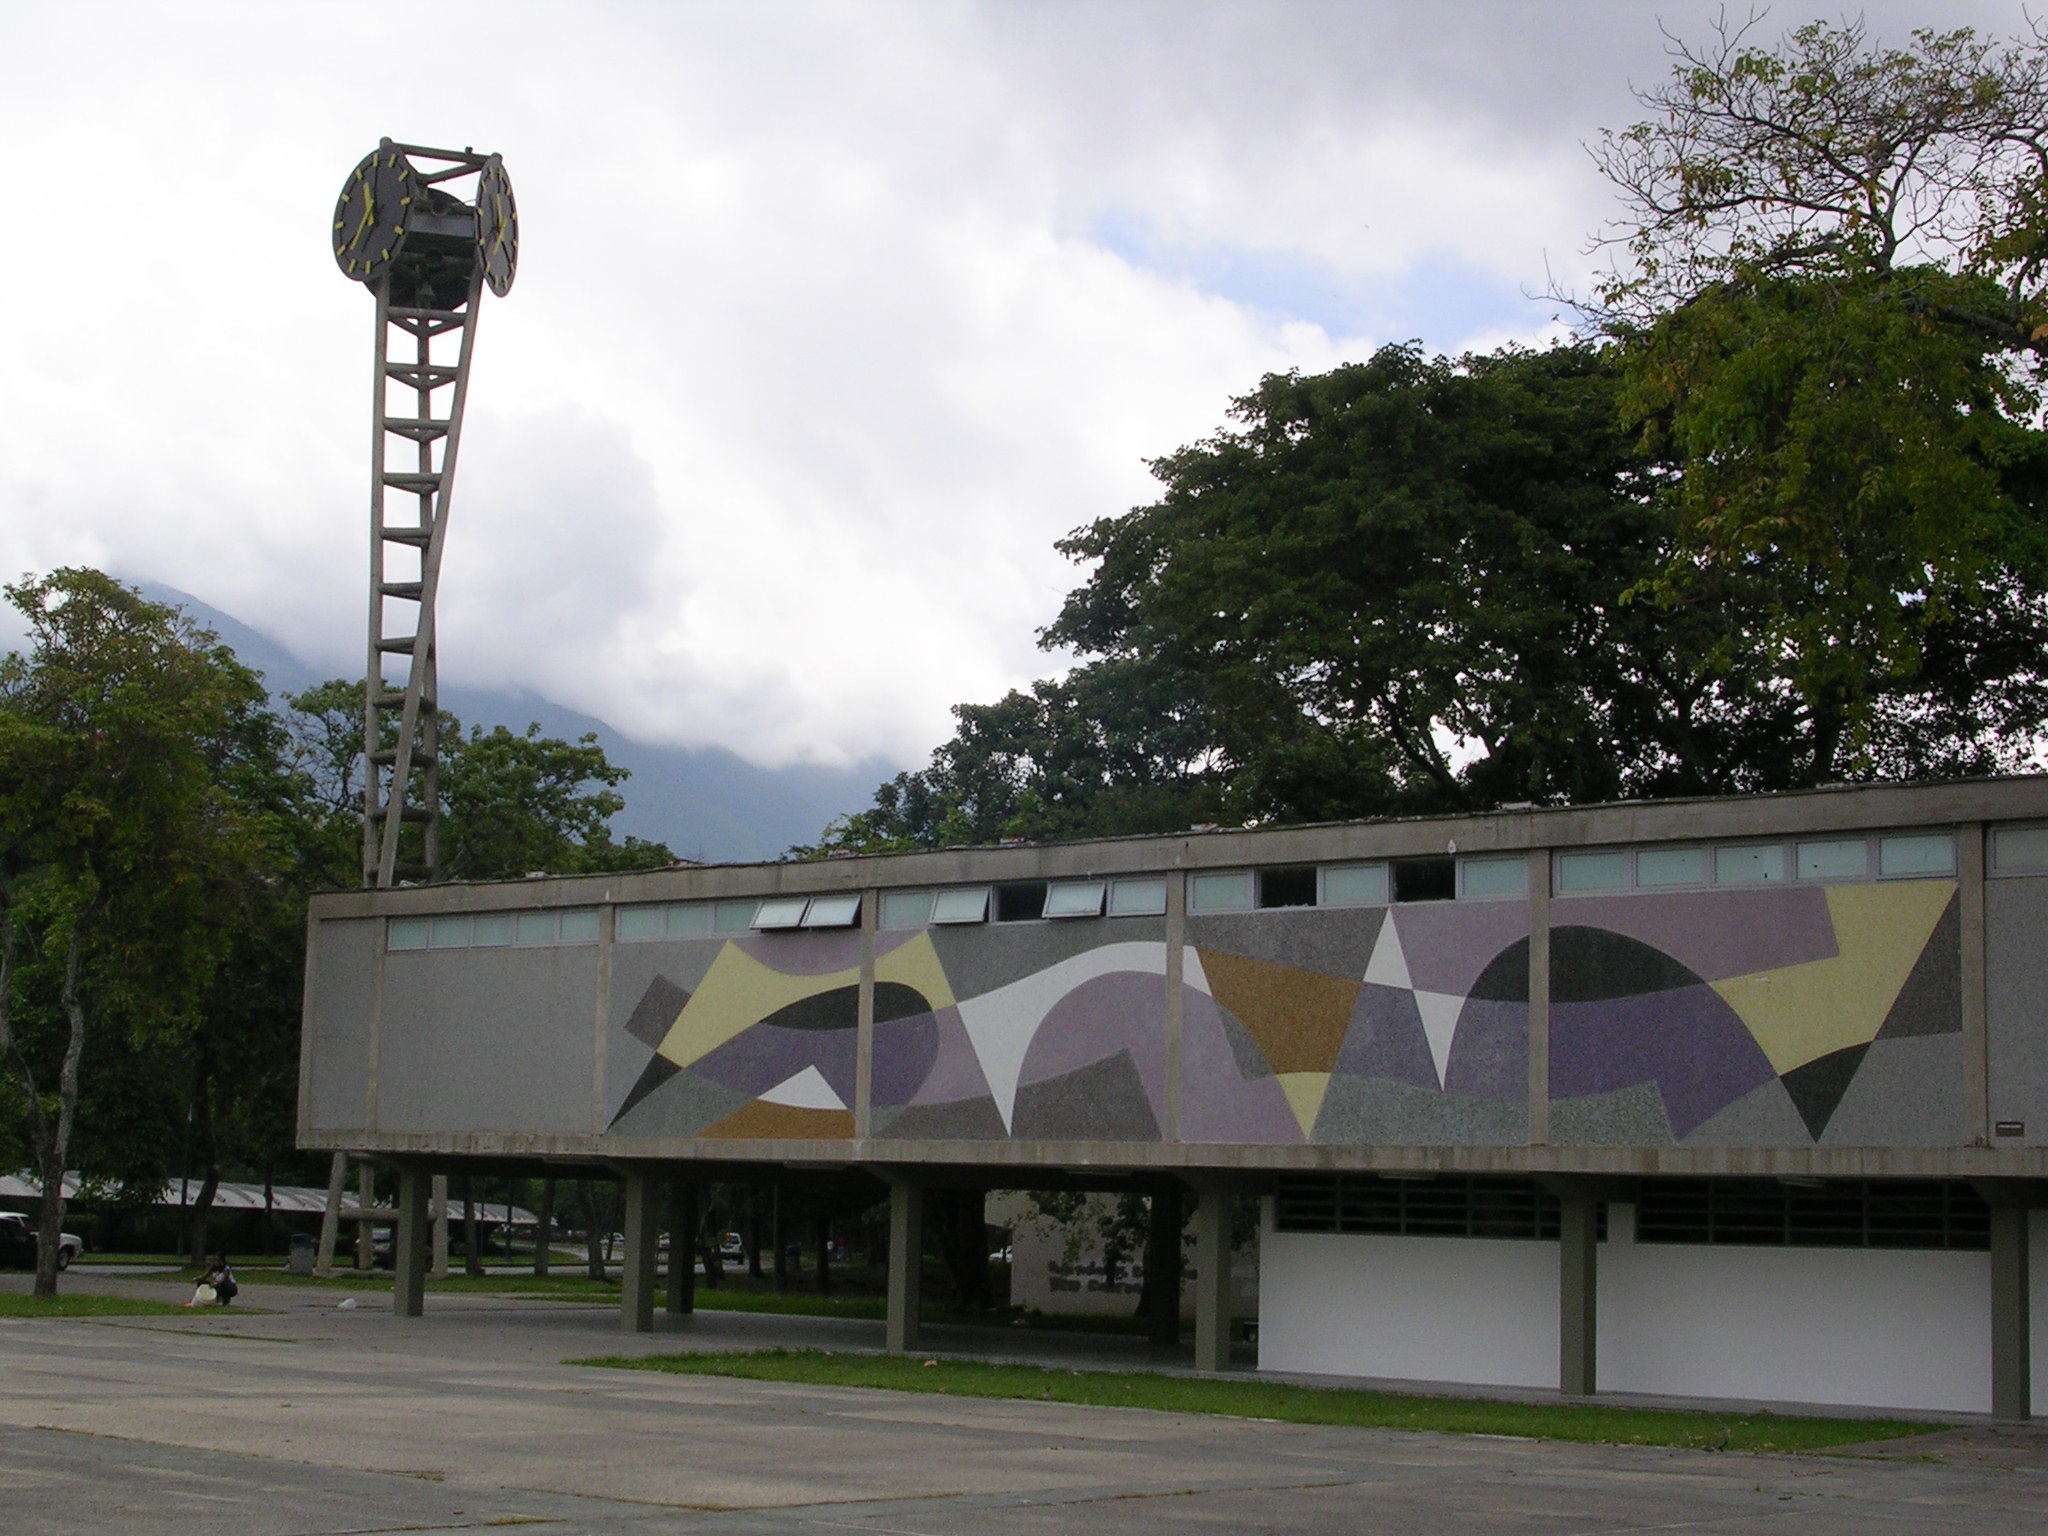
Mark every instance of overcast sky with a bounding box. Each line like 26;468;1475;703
0;1;2031;771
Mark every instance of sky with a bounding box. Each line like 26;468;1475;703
0;1;2032;773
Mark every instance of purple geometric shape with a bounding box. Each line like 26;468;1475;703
870;1010;941;1108
1442;996;1528;1102
1393;903;1533;999
1332;982;1441;1090
1550;984;1778;1138
1546;887;1837;983
690;1023;855;1106
1181;988;1305;1144
1016;971;1168;1127
906;1005;994;1107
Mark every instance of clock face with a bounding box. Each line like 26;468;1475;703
476;157;519;296
332;148;416;283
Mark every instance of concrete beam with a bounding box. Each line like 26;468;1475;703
392;1167;431;1319
1191;1189;1232;1373
1558;1197;1598;1397
886;1180;923;1354
619;1171;658;1334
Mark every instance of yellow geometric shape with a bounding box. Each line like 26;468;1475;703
1276;1071;1332;1138
1198;948;1359;1074
1711;881;1955;1074
876;931;956;1011
654;943;860;1070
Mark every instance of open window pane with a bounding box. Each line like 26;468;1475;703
1108;876;1167;916
752;896;809;930
1556;851;1627;894
388;917;430;951
1636;847;1705;887
881;890;934;928
930;887;990;924
1460;856;1527;899
1321;863;1387;906
802;893;862;928
1044;881;1106;919
1190;871;1252;912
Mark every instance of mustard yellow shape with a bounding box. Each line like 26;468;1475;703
1710;881;1955;1075
653;931;958;1072
1276;1072;1332;1138
655;944;860;1070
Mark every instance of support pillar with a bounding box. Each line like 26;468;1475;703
886;1180;923;1353
1145;1186;1182;1345
354;1163;376;1271
393;1167;431;1319
1559;1196;1598;1397
534;1179;552;1278
620;1171;658;1334
314;1151;346;1278
667;1178;697;1316
1990;1203;2032;1421
430;1175;450;1279
1192;1188;1232;1372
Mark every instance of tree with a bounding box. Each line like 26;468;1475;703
0;572;269;1295
1590;17;2048;777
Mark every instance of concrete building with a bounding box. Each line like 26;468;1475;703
300;776;2048;1416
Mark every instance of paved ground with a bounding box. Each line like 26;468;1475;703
4;1269;2046;1535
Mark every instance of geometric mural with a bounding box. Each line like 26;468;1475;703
601;877;1962;1151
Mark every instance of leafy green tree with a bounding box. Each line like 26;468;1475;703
1591;17;2048;776
0;572;271;1294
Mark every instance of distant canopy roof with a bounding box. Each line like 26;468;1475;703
0;1174;535;1224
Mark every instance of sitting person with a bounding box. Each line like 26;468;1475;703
202;1253;237;1306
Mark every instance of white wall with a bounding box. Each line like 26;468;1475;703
1258;1202;2045;1414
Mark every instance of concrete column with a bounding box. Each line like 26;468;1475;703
886;1179;923;1353
667;1178;697;1316
354;1163;376;1270
1145;1186;1182;1345
1192;1189;1233;1373
532;1179;550;1278
620;1171;658;1334
430;1174;450;1279
393;1167;431;1319
1990;1202;2032;1420
314;1151;346;1278
1559;1197;1598;1397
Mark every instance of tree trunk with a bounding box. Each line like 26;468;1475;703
186;1047;220;1265
746;1190;763;1279
771;1186;788;1292
582;1180;605;1280
930;1188;991;1309
534;1179;553;1277
30;925;91;1298
462;1175;483;1276
815;1215;831;1295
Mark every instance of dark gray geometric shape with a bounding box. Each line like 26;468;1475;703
1312;1072;1528;1146
1680;1073;1812;1148
1549;1082;1676;1147
606;1069;751;1139
1781;1042;1870;1140
1876;893;1961;1041
873;1095;1011;1140
1820;1034;1965;1148
1011;1049;1161;1142
1215;1002;1276;1081
623;975;690;1049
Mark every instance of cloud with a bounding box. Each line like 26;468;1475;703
0;0;2031;768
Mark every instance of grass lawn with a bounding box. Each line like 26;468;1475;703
575;1348;1943;1455
0;1292;222;1319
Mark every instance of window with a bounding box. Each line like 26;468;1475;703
616;905;663;941
429;915;469;949
1189;870;1253;912
881;889;935;928
1108;876;1167;916
929;886;990;925
388;917;429;951
1993;826;2048;873
1044;881;1106;919
1635;847;1705;888
1257;866;1318;909
1879;833;1953;877
1556;850;1627;894
1276;1175;1589;1241
995;882;1048;922
752;896;808;930
1460;855;1527;900
801;893;862;929
1714;844;1784;885
1796;839;1868;881
471;913;512;947
1392;857;1455;903
713;900;756;934
670;903;715;938
1635;1179;1988;1250
1320;863;1387;907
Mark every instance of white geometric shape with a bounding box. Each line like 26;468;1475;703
955;941;1172;1132
1364;914;1412;990
757;1064;845;1110
1414;990;1464;1089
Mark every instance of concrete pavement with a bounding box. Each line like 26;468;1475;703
3;1269;2046;1535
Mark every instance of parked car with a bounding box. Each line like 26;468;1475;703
719;1231;744;1259
0;1212;83;1270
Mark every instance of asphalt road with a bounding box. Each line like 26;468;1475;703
3;1272;2045;1536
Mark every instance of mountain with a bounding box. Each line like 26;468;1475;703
138;583;897;863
